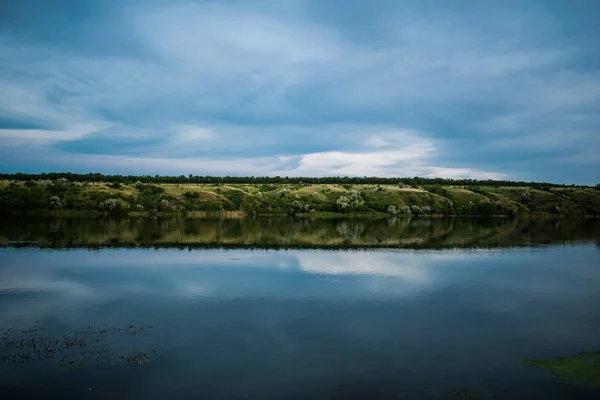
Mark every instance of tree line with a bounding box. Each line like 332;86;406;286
0;172;586;188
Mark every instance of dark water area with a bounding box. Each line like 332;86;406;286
1;215;600;249
1;218;600;399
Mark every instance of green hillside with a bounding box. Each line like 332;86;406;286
1;178;599;216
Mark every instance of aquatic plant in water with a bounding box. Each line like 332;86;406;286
522;350;600;388
449;388;501;399
1;324;161;370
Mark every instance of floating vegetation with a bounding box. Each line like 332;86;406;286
450;388;501;399
0;323;162;371
126;352;151;365
428;388;502;399
59;360;85;371
522;350;600;388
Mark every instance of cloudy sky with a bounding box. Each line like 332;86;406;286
1;0;599;183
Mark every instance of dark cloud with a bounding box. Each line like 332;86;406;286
0;0;598;182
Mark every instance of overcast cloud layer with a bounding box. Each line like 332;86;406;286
1;0;599;183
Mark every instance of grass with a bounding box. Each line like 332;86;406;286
444;187;489;203
2;180;599;216
522;350;600;387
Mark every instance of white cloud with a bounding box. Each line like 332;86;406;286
0;0;597;181
142;125;219;156
0;128;90;144
290;149;428;176
422;167;505;180
2;144;503;181
363;137;392;148
173;125;214;141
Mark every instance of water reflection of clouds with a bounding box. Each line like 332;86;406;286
1;246;599;346
294;252;429;280
3;247;598;326
0;249;461;319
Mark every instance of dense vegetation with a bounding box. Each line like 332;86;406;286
0;172;591;188
1;175;599;216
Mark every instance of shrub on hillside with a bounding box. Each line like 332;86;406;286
336;196;350;211
99;198;120;212
183;191;199;199
398;205;411;214
411;205;425;215
425;185;449;197
37;180;53;189
159;199;171;211
50;196;62;209
289;200;304;215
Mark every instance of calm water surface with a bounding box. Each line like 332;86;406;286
1;218;599;399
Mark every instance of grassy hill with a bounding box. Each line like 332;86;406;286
1;178;599;216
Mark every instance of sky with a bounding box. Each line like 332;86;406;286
0;0;599;184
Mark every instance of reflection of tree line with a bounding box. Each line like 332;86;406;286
1;217;599;249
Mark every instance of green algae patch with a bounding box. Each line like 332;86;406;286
428;388;501;399
522;350;600;388
127;352;151;365
59;361;85;371
450;388;501;399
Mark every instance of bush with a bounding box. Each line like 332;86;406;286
50;196;62;209
411;205;425;215
37;180;54;189
312;192;327;203
425;185;449;197
289;200;304;215
520;191;531;203
467;186;486;195
140;184;165;196
183;191;200;199
336;196;350;212
476;199;499;215
159;199;171;211
398;205;411;214
222;190;245;209
506;205;519;217
99;198;120;212
436;199;454;215
110;182;122;189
